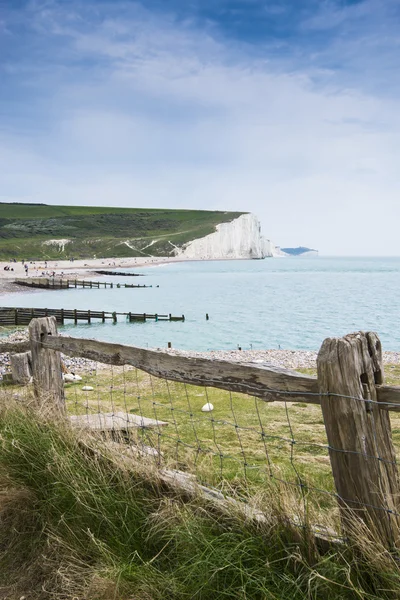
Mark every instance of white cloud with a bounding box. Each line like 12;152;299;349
1;0;400;255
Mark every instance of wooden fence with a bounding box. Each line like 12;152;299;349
2;317;400;549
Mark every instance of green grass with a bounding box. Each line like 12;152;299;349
0;203;245;260
1;403;400;599
65;368;335;496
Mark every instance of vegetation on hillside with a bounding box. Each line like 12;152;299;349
0;203;245;260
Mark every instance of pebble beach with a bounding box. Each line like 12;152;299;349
2;329;400;380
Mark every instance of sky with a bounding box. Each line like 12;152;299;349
1;0;400;255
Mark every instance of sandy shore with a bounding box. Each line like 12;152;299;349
0;256;181;294
0;255;179;279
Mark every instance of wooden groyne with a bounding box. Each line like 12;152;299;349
13;278;154;290
128;313;185;322
0;307;184;326
94;270;144;277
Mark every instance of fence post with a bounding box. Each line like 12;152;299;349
29;317;65;415
317;331;400;547
10;351;32;384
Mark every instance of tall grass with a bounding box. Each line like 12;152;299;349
0;405;400;599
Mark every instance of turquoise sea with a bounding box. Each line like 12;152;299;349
2;257;400;351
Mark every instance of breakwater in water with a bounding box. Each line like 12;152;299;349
12;278;153;290
0;306;185;326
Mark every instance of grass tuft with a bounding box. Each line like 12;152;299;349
0;401;400;599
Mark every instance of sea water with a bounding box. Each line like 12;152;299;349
2;257;400;351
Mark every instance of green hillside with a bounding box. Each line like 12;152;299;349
0;203;245;260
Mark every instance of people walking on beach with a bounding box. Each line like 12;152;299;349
24;264;28;276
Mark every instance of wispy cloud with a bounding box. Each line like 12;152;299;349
1;0;400;254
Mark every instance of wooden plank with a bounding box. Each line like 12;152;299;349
317;331;400;547
376;385;400;410
43;335;319;404
70;411;168;431
3;325;398;411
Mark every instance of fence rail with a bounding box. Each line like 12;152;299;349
2;335;400;409
3;317;400;550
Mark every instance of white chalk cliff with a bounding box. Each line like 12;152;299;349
175;213;278;260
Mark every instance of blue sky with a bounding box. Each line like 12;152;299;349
1;0;400;254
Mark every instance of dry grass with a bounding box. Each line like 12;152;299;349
0;396;399;599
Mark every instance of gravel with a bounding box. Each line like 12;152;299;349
0;329;99;376
1;329;400;377
158;348;400;369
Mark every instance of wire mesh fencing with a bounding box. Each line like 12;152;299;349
3;322;400;548
58;358;340;535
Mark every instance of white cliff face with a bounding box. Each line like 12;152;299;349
176;213;278;260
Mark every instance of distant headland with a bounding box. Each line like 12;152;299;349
279;246;319;257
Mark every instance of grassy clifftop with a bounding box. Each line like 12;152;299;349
0;203;245;260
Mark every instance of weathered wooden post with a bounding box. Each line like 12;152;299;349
10;351;32;384
29;317;65;415
317;331;400;547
